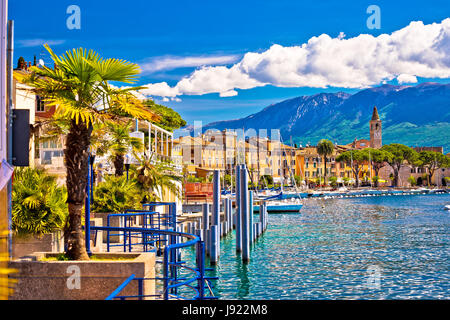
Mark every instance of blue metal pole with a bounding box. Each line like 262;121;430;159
163;248;169;300
196;240;205;300
241;165;250;263
210;225;219;265
85;153;91;255
202;203;209;231
212;170;220;228
235;165;242;253
249;190;254;244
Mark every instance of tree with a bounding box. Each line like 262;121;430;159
12;168;67;237
17;56;26;69
144;100;186;132
16;45;158;260
102;120;143;176
336;150;366;187
131;154;182;202
381;144;418;187
417;151;450;186
361;148;393;187
317;139;334;186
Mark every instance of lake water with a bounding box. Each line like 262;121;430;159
184;193;450;299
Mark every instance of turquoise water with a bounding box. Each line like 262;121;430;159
183;193;450;299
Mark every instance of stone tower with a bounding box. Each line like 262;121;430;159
370;106;382;149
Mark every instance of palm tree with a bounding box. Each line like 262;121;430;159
317;139;334;186
101;120;143;176
16;45;158;260
132;154;182;203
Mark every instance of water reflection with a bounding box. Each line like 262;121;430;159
184;194;450;299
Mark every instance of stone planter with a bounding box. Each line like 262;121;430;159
9;252;156;300
12;231;63;260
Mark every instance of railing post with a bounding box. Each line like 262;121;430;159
138;278;143;301
196;240;205;300
163;247;169;300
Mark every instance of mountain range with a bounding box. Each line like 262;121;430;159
200;82;450;153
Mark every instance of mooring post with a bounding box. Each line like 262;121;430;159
210;225;219;265
235;165;242;253
212;170;220;230
259;201;265;228
228;199;233;232
249;190;254;244
241;165;250;263
263;202;269;231
202;203;209;230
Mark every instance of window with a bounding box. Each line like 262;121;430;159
36;95;45;112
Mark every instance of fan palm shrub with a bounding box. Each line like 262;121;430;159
16;45;158;260
12;168;67;237
91;175;142;213
103;120;143;176
132;154;182;203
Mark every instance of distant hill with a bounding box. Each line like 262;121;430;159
201;83;450;152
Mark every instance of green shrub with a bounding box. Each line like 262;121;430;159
329;176;338;187
408;175;417;186
12;168;67;237
92;175;142;213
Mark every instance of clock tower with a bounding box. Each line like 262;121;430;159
370;106;382;149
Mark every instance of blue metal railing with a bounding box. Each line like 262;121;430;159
91;202;217;300
105;274;136;300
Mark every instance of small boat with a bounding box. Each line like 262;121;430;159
444;205;450;210
253;198;303;213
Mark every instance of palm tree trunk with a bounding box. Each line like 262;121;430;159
374;167;380;187
64;120;90;260
114;154;125;176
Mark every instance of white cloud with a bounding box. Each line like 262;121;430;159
219;90;238;97
17;39;65;48
140;54;239;73
397;74;418;84
139;18;450;99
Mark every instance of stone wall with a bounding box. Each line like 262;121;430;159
9;252;155;300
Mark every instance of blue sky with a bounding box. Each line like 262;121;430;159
9;0;450;125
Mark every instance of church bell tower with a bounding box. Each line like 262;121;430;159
370;106;382;149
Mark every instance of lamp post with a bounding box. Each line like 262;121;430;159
125;153;131;181
89;150;96;201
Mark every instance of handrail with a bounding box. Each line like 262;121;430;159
94;225;216;300
105;274;136;300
